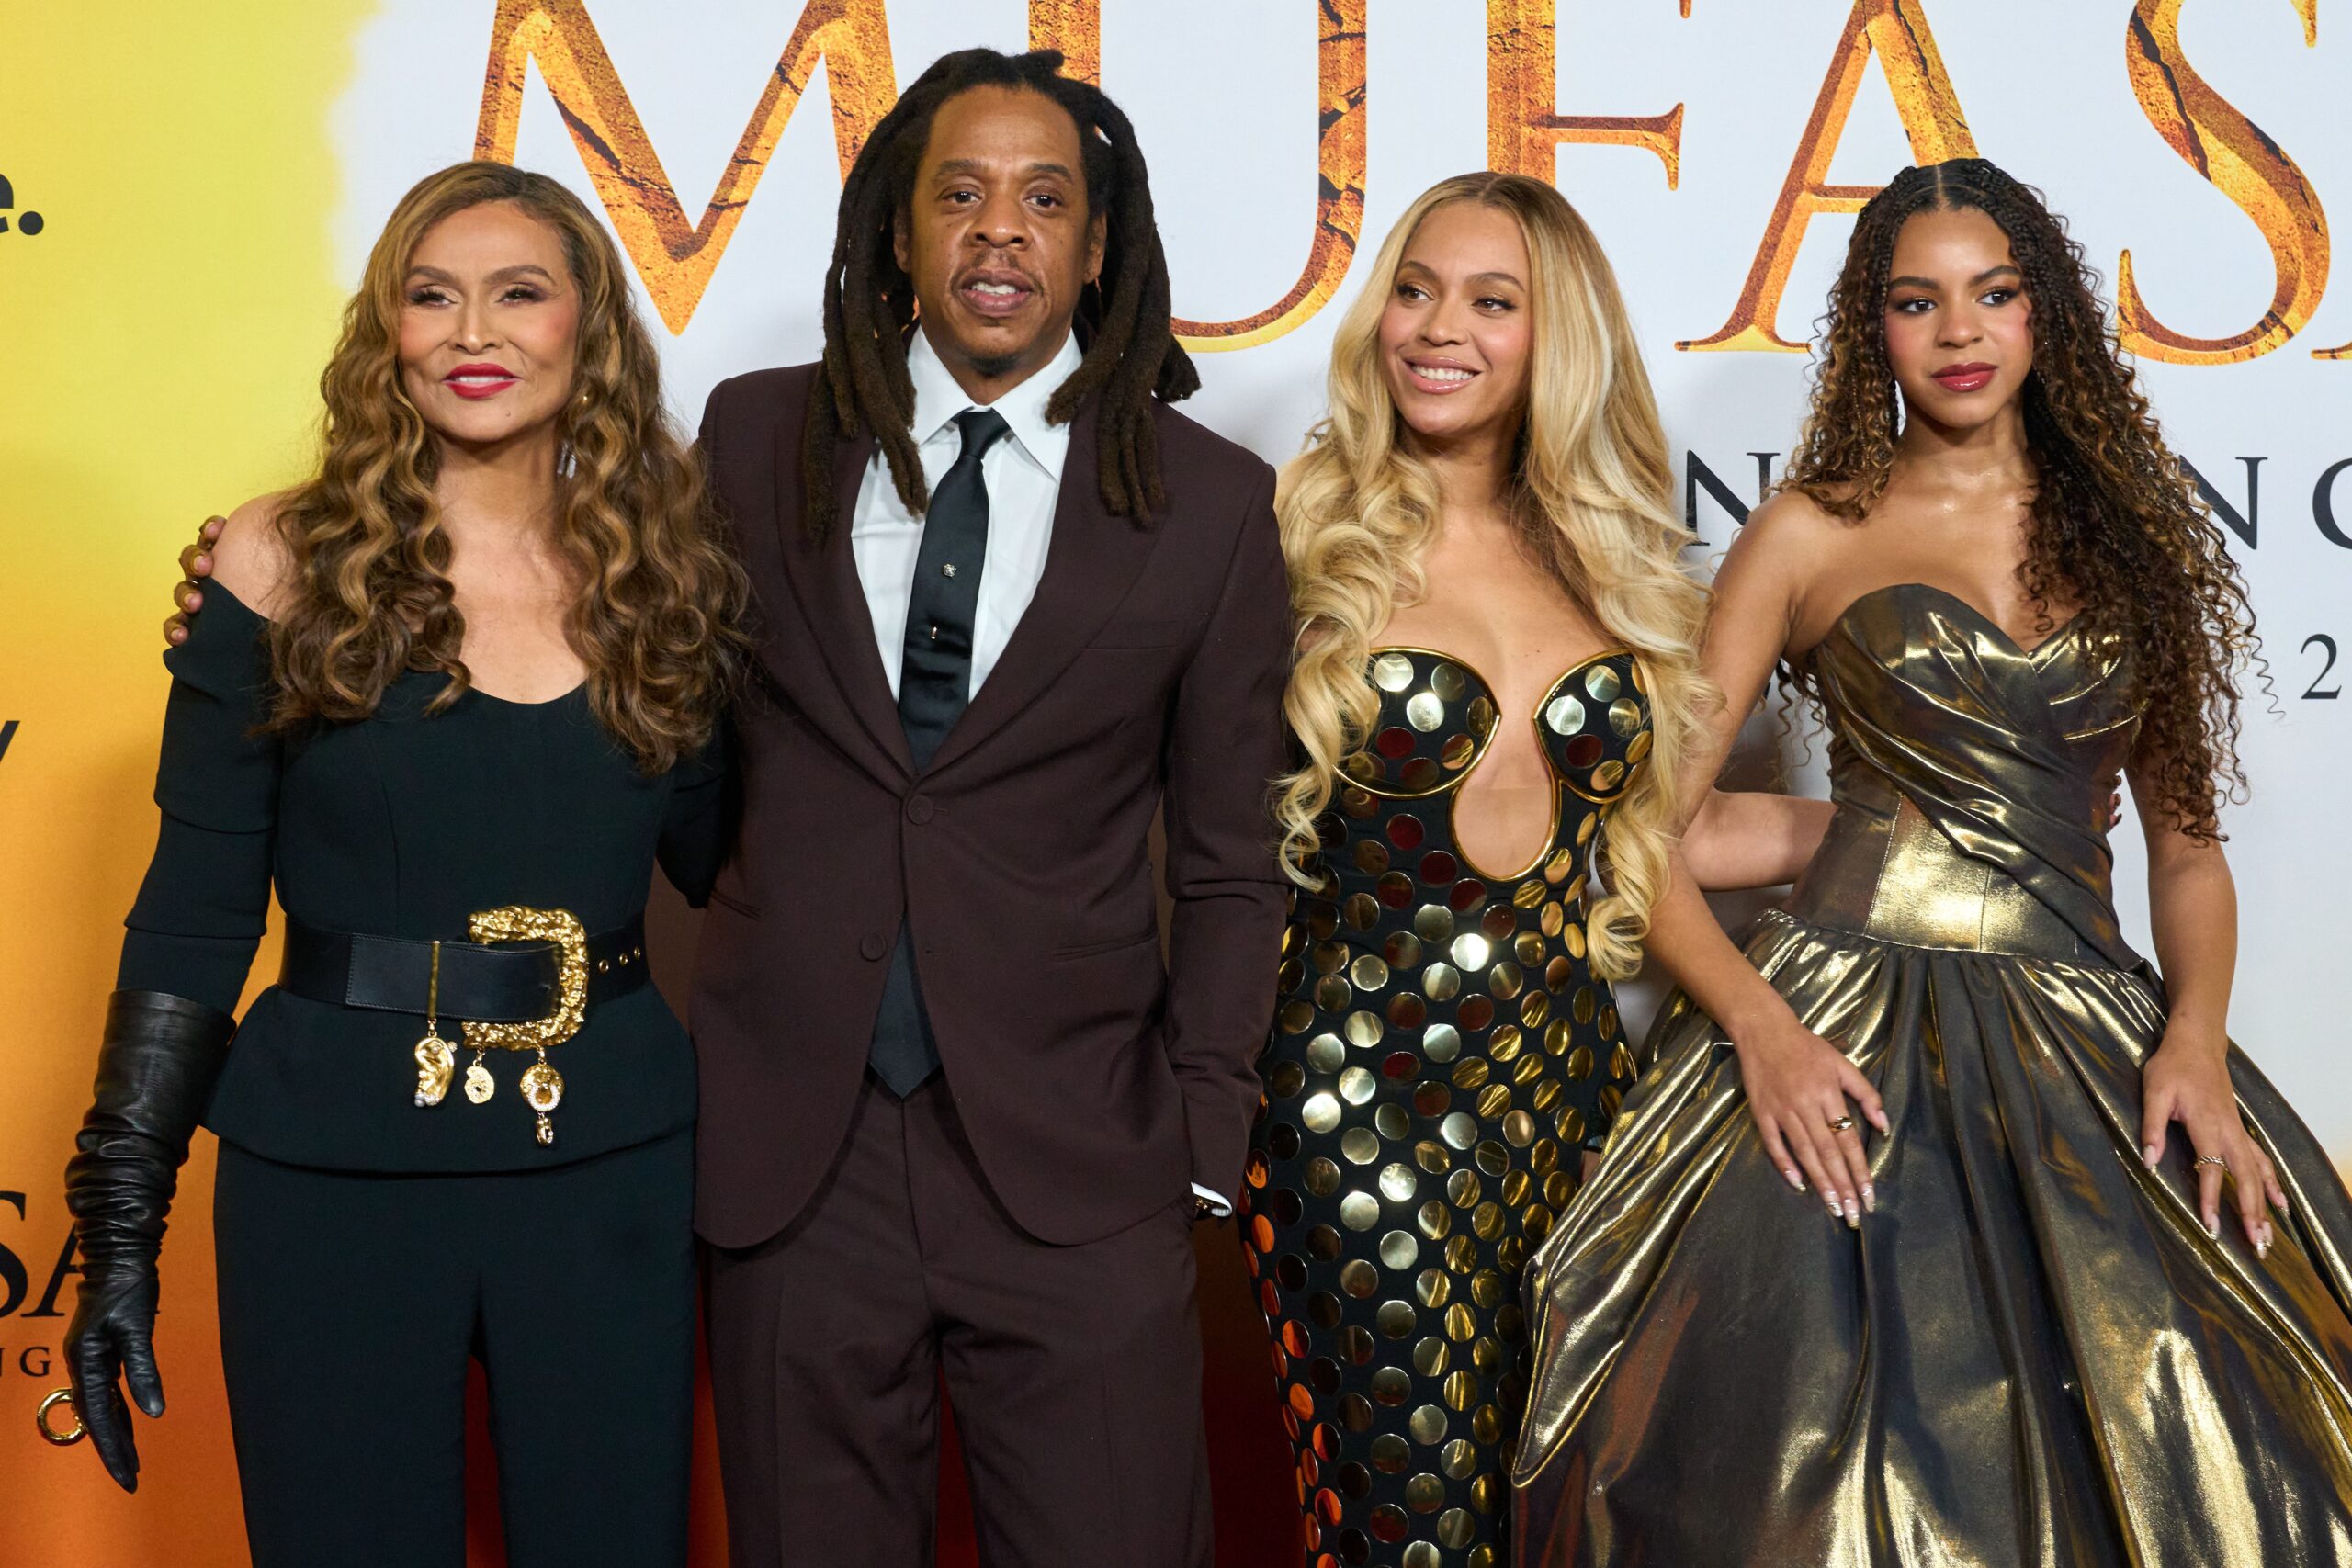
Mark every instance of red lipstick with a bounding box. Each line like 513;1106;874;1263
443;362;520;400
1931;362;1996;393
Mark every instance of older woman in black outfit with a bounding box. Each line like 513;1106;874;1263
60;162;744;1565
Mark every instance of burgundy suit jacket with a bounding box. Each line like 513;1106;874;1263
689;364;1291;1249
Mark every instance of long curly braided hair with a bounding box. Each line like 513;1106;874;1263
801;47;1198;538
1782;157;2258;840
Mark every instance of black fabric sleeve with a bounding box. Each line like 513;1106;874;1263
115;589;280;1016
655;721;729;908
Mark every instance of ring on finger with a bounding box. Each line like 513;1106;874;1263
2195;1155;2229;1170
1826;1114;1856;1134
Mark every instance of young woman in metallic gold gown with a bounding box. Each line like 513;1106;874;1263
1241;174;1831;1568
1513;158;2352;1566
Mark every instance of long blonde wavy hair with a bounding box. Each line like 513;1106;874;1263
265;161;747;772
1276;173;1713;979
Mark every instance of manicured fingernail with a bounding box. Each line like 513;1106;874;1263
1783;1168;1804;1192
2143;1145;2160;1168
2256;1237;2270;1260
1825;1199;1843;1222
2205;1215;2219;1240
1862;1183;1876;1213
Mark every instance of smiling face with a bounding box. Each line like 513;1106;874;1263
1377;200;1535;451
894;84;1107;403
1882;205;2036;434
397;200;580;449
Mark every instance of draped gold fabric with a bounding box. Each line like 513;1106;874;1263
1512;585;2352;1567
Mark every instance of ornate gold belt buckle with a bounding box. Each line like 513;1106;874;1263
463;906;589;1052
464;906;587;1146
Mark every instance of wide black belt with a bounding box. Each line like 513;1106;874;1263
277;913;650;1023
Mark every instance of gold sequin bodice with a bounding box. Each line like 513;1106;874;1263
1242;647;1653;1567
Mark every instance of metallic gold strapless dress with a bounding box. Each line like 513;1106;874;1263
1512;584;2352;1568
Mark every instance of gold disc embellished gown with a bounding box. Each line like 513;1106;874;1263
1245;647;1653;1568
1512;583;2352;1568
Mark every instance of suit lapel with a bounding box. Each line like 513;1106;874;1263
775;423;915;780
926;401;1163;776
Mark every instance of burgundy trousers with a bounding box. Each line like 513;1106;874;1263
704;1072;1214;1567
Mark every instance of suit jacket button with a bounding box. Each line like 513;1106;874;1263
858;932;888;961
905;795;934;825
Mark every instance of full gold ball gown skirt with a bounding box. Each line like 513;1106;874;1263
1512;585;2352;1567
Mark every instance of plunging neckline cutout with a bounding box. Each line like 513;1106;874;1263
1807;581;2086;664
1367;642;1634;883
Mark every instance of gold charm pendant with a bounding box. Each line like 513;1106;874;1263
464;1053;495;1105
413;1032;456;1107
413;942;456;1107
458;908;590;1148
520;1054;563;1146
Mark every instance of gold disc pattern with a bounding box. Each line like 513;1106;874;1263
1248;648;1650;1567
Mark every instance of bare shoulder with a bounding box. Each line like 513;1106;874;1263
1729;487;1844;574
209;491;299;617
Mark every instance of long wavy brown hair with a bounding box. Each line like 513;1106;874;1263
265;161;746;772
1783;158;2256;839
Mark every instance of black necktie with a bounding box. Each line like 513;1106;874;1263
868;408;1012;1097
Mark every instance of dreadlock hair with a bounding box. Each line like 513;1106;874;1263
1781;157;2260;841
801;47;1199;539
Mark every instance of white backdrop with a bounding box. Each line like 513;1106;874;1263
332;0;2349;1153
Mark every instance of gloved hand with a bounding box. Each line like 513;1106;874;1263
62;991;234;1492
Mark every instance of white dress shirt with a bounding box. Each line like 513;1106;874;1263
850;327;1079;700
848;325;1229;1216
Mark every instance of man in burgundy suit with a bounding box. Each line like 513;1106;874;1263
163;45;1286;1563
688;49;1287;1564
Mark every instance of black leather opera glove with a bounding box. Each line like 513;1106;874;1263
62;990;235;1493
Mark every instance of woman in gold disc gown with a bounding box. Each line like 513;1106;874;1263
1514;160;2352;1566
1245;174;1830;1568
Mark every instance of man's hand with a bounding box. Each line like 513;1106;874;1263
164;515;224;646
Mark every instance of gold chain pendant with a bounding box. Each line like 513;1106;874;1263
520;1053;563;1146
413;942;457;1107
464;1053;495;1105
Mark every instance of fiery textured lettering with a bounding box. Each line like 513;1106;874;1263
1033;0;1363;348
473;0;898;333
1027;0;1101;86
2119;0;2334;364
1162;0;1367;351
1487;0;1687;188
1681;0;1975;353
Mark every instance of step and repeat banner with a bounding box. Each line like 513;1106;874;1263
4;2;2346;1562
